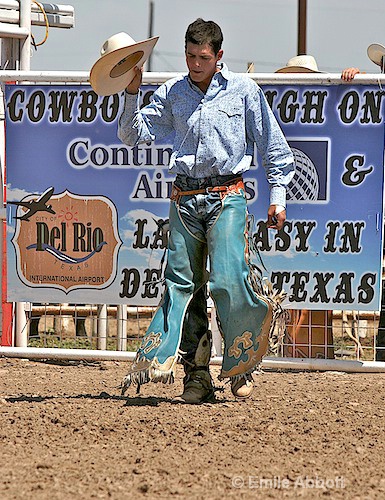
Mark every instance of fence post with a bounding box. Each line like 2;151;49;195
15;301;28;347
117;304;127;351
210;308;222;357
97;304;107;350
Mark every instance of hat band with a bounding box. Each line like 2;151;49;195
110;50;144;78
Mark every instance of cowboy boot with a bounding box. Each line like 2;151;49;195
175;368;215;404
173;331;215;404
231;373;254;399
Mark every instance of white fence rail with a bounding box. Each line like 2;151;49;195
0;70;384;84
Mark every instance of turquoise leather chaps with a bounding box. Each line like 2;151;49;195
121;179;272;392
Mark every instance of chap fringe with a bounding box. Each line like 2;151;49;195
248;262;290;357
121;364;176;395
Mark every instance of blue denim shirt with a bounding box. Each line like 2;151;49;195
118;63;294;206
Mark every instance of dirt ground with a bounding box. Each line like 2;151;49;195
1;357;385;499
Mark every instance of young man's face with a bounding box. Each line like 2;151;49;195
185;42;223;91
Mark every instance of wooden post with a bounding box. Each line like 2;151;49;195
297;0;307;55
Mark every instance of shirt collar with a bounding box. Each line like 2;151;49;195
216;62;229;81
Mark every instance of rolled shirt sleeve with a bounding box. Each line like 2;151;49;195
246;84;295;207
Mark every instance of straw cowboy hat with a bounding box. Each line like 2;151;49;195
90;32;159;96
367;43;385;67
275;54;322;73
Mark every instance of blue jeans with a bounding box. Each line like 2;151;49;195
174;174;232;365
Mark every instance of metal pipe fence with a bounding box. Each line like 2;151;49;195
1;305;385;372
0;70;385;84
1;303;384;361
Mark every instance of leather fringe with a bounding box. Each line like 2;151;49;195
248;263;289;356
120;364;176;395
222;366;258;384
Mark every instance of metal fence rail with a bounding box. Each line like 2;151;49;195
1;70;385;84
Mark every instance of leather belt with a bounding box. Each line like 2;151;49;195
170;178;245;202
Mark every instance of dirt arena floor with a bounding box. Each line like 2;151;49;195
1;357;385;499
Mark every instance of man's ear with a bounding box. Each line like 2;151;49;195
216;49;224;62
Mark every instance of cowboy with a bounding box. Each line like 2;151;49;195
103;18;294;403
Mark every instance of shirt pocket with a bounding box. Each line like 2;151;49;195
215;103;245;144
217;104;243;118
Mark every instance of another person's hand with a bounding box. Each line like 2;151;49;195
341;67;361;82
267;205;286;230
125;66;143;94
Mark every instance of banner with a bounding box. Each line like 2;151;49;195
5;83;385;310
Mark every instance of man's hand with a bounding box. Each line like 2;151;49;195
267;205;286;230
125;66;143;94
341;67;361;82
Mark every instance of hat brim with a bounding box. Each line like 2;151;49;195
275;66;322;73
367;43;385;67
90;36;159;96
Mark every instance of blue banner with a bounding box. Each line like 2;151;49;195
5;84;385;310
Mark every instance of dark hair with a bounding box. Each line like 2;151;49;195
185;18;223;55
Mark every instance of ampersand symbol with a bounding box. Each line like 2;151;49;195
342;155;373;186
